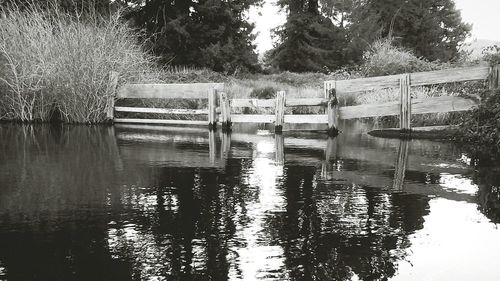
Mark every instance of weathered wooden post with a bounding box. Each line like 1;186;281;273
219;92;232;132
489;65;500;90
275;91;286;133
106;71;119;122
392;140;409;191
399;73;411;133
327;88;339;136
208;89;217;130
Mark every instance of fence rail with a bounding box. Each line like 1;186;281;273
111;64;499;136
325;65;490;94
116;83;224;99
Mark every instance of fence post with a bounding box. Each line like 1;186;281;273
106;71;119;122
275;91;286;133
219;92;231;132
327;88;339;136
399;73;411;132
208;89;217;130
489;65;500;90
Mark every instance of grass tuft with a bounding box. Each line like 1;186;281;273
0;4;161;123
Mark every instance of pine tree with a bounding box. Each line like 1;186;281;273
268;0;348;72
335;0;472;62
127;0;262;73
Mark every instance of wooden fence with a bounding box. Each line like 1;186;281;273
325;64;499;133
111;82;224;128
111;64;500;135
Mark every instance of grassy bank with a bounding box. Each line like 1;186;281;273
0;5;162;123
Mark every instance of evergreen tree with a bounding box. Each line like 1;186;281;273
268;0;348;72
326;0;472;62
127;0;261;73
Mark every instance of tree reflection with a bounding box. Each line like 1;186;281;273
276;161;431;281
0;124;133;281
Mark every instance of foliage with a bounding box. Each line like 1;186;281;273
361;39;440;76
341;0;471;62
458;89;500;148
0;4;162;123
161;67;228;84
267;0;349;72
482;45;500;66
269;0;471;72
249;87;277;99
320;0;381;64
126;0;261;74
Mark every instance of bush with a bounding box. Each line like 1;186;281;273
361;39;440;77
249;87;277;99
0;5;162;123
482;45;500;66
161;66;228;84
458;89;500;147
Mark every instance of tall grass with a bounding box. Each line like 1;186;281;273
361;39;441;77
0;5;162;123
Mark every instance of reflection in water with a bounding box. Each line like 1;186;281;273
0;123;500;280
231;137;287;280
393;199;500;281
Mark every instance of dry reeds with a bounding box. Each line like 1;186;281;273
0;4;162;123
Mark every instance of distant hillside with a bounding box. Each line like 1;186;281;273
462;39;500;59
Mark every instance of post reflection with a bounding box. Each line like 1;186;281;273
0;124;499;281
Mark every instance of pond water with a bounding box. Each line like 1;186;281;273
0;122;499;281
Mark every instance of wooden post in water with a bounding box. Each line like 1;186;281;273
489;65;500;90
208;89;217;130
275;133;284;165
393;140;409;191
399;74;412;133
275;91;286;133
219;92;232;132
106;71;119;121
327;88;339;136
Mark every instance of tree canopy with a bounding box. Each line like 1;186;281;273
266;0;349;72
267;0;472;72
1;0;472;73
125;0;262;73
343;0;472;62
1;0;262;74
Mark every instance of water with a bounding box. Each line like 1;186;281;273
0;123;499;281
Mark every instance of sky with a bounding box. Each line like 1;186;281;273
249;0;500;54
